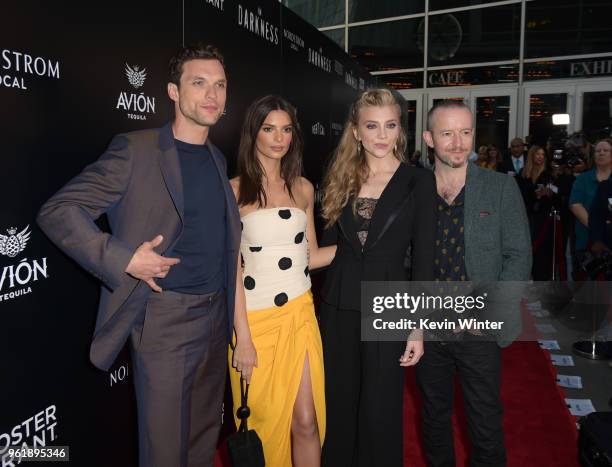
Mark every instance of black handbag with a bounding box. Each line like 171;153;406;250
226;376;265;467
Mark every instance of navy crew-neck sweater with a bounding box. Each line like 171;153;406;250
158;139;226;294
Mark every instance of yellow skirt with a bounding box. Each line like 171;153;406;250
228;290;325;467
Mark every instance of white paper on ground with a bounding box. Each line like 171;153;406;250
536;323;557;333
557;375;583;389
531;311;544;318
565;399;595;416
551;354;575;366
538;339;561;350
526;301;542;310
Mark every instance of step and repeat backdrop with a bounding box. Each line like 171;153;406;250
1;0;373;465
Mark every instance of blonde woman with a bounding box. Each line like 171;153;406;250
517;145;555;279
486;144;502;170
518;145;551;220
475;144;490;168
476;144;498;170
319;89;436;467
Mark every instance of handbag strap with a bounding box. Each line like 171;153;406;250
237;376;251;433
230;341;252;432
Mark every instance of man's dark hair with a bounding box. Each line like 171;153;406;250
426;99;471;131
168;44;224;86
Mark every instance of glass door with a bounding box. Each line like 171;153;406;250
398;90;424;164
522;84;574;148
470;88;518;156
426;89;470;116
576;82;612;142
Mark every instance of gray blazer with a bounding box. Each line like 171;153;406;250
463;162;532;346
37;122;241;370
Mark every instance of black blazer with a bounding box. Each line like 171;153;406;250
497;155;523;175
320;163;437;311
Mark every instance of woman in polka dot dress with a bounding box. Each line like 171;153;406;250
319;89;437;467
228;95;337;467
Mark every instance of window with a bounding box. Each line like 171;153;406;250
348;0;424;23
430;0;507;13
323;28;345;49
285;0;344;28
427;5;521;66
528;93;568;147
349;18;424;71
526;0;612;59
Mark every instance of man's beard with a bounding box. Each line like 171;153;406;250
435;151;468;169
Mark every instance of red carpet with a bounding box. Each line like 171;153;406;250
216;302;579;467
404;341;579;466
216;340;578;467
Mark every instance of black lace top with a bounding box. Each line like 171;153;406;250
355;197;378;246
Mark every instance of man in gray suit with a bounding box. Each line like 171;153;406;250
37;44;241;467
417;100;531;467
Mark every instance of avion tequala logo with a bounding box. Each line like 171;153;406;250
0;225;49;303
116;62;156;121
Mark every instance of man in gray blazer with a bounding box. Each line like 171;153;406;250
417;100;531;467
37;44;240;467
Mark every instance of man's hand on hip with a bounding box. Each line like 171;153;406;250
125;235;180;292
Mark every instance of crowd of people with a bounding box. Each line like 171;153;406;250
34;42;610;467
418;133;612;281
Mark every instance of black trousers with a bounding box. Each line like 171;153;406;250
130;289;228;467
320;301;405;467
415;340;506;467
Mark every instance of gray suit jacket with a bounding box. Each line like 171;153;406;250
463;163;532;346
37;122;241;370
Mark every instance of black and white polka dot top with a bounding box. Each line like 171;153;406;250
240;207;311;311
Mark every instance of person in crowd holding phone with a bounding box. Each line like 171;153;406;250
516;146;557;279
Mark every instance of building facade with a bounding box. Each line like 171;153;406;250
285;0;612;156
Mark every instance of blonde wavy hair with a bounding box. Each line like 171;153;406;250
321;89;407;228
521;145;547;184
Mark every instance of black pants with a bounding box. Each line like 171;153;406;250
531;214;555;281
320;301;405;467
415;340;506;467
130;289;228;467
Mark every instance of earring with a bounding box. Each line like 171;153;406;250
394;143;398;154
357;140;362;153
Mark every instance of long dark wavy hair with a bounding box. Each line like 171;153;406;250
237;95;304;207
